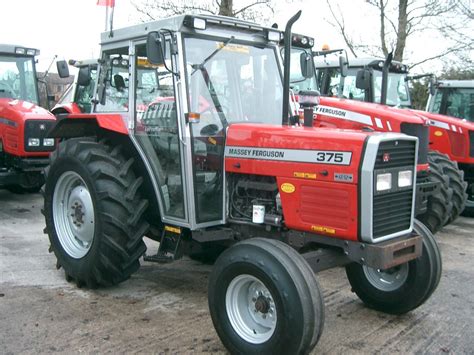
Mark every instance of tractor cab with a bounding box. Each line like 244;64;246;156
426;80;474;122
314;53;411;107
0;45;40;104
87;15;285;228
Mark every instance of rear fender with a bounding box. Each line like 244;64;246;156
48;113;128;138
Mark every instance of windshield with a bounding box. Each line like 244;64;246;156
0;55;39;104
289;48;319;92
429;87;474;121
372;71;411;107
184;37;283;125
319;67;411;107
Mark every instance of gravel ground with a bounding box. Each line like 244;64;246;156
1;189;473;354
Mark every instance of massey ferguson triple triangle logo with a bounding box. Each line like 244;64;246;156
383;153;390;162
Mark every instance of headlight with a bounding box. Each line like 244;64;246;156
376;173;392;191
43;138;55;147
398;170;413;187
28;138;40;147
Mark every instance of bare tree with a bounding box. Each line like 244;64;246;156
325;0;473;69
131;0;278;23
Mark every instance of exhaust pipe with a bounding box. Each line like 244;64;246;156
380;51;393;105
282;10;302;125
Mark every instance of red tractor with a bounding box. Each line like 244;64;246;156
43;13;441;353
311;51;469;223
0;44;60;192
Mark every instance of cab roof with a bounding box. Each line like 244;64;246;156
0;44;40;56
100;14;278;46
436;80;474;89
314;56;408;73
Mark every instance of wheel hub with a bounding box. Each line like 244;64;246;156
254;294;270;314
226;274;277;344
363;264;409;292
53;172;95;259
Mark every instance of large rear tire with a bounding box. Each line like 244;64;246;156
43;138;149;288
428;151;467;223
208;238;324;354
345;219;442;315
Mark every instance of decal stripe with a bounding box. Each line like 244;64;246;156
430;119;450;130
225;146;353;165
315;105;372;125
0;117;17;127
375;117;383;129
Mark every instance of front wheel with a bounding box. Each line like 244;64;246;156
208;238;324;354
6;172;44;194
346;219;442;314
43;138;149;288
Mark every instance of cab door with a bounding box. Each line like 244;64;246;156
132;40;189;225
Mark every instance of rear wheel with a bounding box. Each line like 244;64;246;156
43;137;149;288
428;151;467;223
346;219;442;314
208;238;324;354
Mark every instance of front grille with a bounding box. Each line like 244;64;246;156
400;123;428;164
470;131;474;158
373;190;412;238
372;139;416;240
374;139;417;169
24;120;56;152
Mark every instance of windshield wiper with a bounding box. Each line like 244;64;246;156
191;36;235;75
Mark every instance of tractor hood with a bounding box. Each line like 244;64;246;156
225;123;403;186
409;109;474;131
0;98;55;122
318;97;427;128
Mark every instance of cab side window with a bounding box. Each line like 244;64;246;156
96;47;130;112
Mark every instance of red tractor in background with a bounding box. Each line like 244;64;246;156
42;13;441;353
286;43;449;233
0;44;62;193
310;50;470;222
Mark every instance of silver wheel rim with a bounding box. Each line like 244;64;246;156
362;264;409;292
53;171;95;259
225;274;277;344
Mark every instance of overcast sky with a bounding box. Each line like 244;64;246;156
1;0;470;74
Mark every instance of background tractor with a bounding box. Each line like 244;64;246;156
0;44;60;193
312;51;470;223
43;13;441;353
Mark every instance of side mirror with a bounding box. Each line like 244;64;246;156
339;55;348;77
356;69;371;90
56;60;70;78
300;51;314;79
147;31;165;65
77;66;91;86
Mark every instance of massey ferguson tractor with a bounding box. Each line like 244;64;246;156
43;13;441;353
0;44;58;193
312;51;469;223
